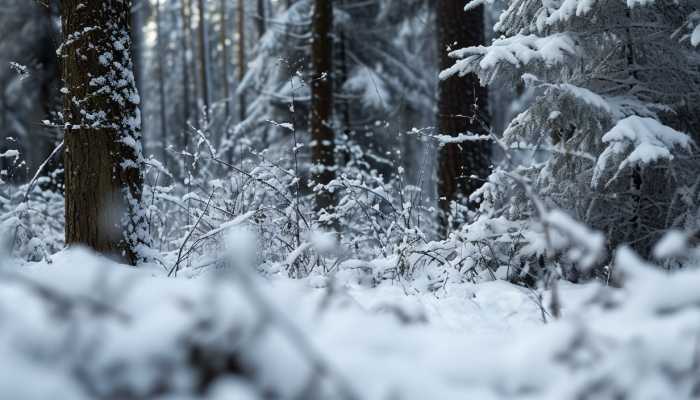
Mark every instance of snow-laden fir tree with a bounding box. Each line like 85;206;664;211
442;0;700;278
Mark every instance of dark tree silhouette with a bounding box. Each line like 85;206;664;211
310;0;336;219
436;0;490;237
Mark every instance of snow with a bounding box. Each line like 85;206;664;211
692;25;700;47
434;133;491;145
543;209;605;269
593;116;693;187
653;230;689;259
554;83;612;113
543;0;599;25
1;244;700;399
0;149;20;159
440;33;576;82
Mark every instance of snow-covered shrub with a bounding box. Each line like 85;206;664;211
0;171;64;261
137;123;438;282
443;0;700;277
3;229;700;399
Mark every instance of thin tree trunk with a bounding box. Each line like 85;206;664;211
436;0;490;238
220;0;231;120
180;0;192;145
337;0;351;165
156;0;169;164
59;0;146;264
237;0;247;122
0;88;6;174
256;0;266;38
310;0;336;217
197;0;211;118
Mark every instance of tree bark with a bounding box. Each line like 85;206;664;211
256;0;266;38
237;0;247;122
180;0;193;143
220;0;231;120
310;0;336;217
197;0;211;118
59;0;146;264
436;0;490;238
156;0;169;164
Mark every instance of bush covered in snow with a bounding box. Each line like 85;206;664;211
2;232;700;399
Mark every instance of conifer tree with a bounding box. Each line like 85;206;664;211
442;0;700;266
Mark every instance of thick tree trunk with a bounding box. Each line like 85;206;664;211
310;0;336;217
436;0;490;238
59;0;146;264
237;0;247;122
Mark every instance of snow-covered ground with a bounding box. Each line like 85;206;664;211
1;248;699;399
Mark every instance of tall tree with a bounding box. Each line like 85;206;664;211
442;0;700;262
256;0;266;38
220;0;231;120
237;0;247;121
436;0;490;237
180;0;193;141
310;0;336;218
197;0;211;117
59;0;146;264
156;0;169;163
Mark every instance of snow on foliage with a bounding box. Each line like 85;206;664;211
593;116;693;187
1;237;700;399
440;33;576;83
444;0;700;263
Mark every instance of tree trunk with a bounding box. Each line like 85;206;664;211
336;0;351;165
0;88;6;175
180;0;192;144
256;0;266;38
220;0;231;120
436;0;490;238
59;0;146;264
237;0;247;122
310;0;336;217
156;0;169;164
197;0;211;118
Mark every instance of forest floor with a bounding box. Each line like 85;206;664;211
5;246;696;399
